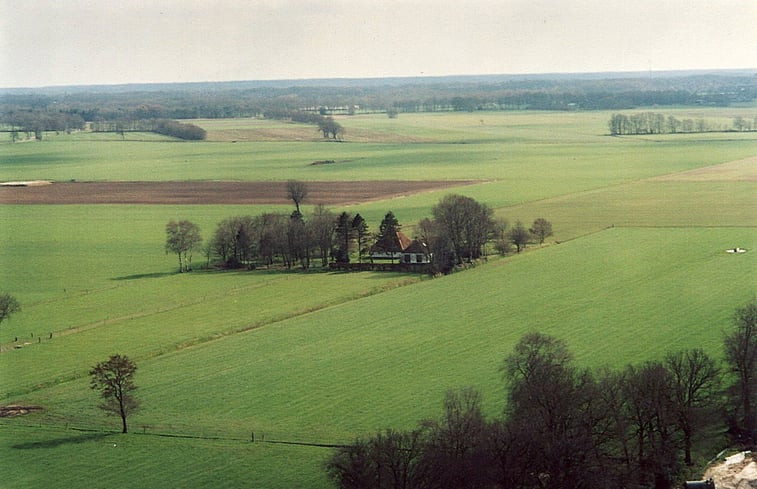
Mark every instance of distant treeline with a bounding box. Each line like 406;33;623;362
609;112;757;135
3;110;85;140
2;72;756;126
262;109;344;139
91;118;206;140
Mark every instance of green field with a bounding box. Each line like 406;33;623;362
1;110;756;488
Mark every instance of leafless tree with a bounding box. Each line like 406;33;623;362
309;205;335;267
286;180;308;214
431;194;493;263
529;218;553;245
506;221;531;253
89;354;139;433
665;349;721;465
724;300;757;445
165;220;203;272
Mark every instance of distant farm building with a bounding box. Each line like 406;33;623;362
370;231;431;265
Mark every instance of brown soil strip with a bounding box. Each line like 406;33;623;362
0;180;482;205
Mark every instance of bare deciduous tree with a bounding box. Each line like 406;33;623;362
665;349;720;465
89;354;139;433
507;221;531;253
724;300;757;444
309;205;335;268
431;194;493;264
165;220;203;272
529;218;553;245
286;180;308;215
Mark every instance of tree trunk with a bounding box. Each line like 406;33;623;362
119;395;128;433
683;428;692;465
744;380;754;444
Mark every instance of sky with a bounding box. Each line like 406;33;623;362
2;0;756;88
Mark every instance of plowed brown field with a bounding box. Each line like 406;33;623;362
0;180;482;205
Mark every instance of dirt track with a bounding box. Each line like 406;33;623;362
0;180;481;205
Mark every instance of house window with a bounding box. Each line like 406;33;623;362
416;254;425;263
404;254;411;263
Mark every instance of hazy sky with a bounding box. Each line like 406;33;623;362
2;0;756;88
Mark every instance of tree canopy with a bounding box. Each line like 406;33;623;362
165;220;203;272
89;354;139;433
431;194;494;264
724;299;757;444
529;218;553;245
286;180;308;214
0;292;21;325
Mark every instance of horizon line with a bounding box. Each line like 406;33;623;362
3;67;756;92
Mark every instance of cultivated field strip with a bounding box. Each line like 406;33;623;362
0;180;483;205
0;272;422;399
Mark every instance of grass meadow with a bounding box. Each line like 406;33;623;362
1;109;756;488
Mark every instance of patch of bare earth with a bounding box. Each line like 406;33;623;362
651;156;757;182
0;180;52;187
203;124;435;143
0;405;43;417
0;180;484;205
704;452;757;489
204;128;323;142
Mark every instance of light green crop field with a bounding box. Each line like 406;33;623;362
1;109;756;488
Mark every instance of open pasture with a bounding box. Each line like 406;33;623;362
29;228;756;434
2;227;755;489
1;109;756;488
3;111;757;199
0;424;331;489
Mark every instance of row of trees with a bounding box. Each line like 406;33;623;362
421;195;551;271
91;118;206;140
609;112;756;135
262;108;344;140
327;300;757;489
164;190;552;274
5;110;86;140
4;73;754;126
3;111;206;141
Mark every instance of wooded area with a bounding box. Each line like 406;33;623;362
2;72;755;139
166;189;550;274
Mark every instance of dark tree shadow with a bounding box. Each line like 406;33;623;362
13;432;114;449
112;272;173;281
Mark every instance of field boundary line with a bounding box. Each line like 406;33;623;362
0;276;298;351
1;275;424;397
613;224;757;229
4;422;346;451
